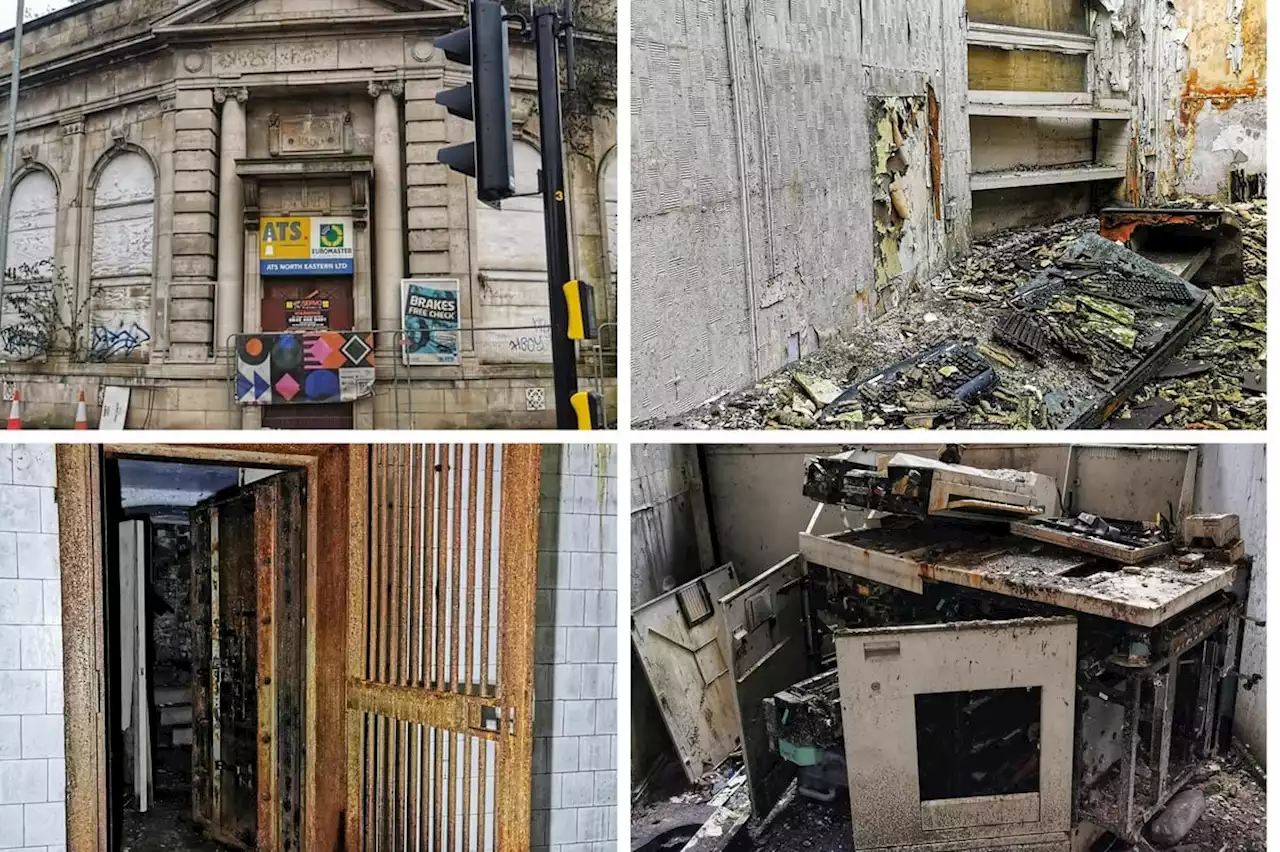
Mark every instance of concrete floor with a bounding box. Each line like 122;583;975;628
120;794;232;852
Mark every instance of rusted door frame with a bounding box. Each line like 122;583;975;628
57;444;352;852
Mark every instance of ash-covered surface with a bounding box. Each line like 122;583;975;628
639;203;1265;431
631;761;740;851
121;793;230;852
745;751;1263;851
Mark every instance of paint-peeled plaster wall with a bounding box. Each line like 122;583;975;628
0;445;65;852
1161;0;1266;198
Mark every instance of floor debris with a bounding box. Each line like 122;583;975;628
642;202;1265;431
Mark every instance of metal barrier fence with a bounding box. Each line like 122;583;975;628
223;326;617;429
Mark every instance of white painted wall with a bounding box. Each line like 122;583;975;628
532;445;617;852
0;445;65;852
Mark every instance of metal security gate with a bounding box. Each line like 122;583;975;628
345;445;541;852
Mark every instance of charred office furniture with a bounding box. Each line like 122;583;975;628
721;452;1251;851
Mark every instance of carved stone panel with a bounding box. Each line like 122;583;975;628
277;114;349;156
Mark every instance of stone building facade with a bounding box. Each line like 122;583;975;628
0;0;618;429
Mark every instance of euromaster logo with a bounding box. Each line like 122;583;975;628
319;222;344;249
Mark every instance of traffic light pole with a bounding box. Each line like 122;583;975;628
532;5;579;429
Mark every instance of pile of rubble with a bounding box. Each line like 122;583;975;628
647;202;1265;431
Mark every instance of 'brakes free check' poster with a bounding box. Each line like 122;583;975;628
401;279;460;365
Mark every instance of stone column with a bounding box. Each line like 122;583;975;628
214;86;247;358
370;80;405;343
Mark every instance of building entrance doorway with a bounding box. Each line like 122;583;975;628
260;279;356;429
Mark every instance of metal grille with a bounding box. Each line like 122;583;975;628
347;444;541;852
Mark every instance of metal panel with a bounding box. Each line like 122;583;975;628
719;555;810;816
1066;445;1198;522
345;444;541;852
632;564;741;781
836;618;1077;852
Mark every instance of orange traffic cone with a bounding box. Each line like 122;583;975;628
6;391;20;430
74;391;88;430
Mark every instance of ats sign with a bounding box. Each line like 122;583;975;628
259;217;355;276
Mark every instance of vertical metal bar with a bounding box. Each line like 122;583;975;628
407;444;419;687
422;445;437;687
435;446;450;689
378;447;393;684
1156;657;1179;803
446;731;456;852
390;445;404;685
451;445;463;691
374;714;385;851
370;446;385;682
433;727;444;852
1120;675;1142;837
466;445;479;693
363;714;375;852
460;736;472;852
480;446;493;697
347;446;371;852
476;740;487;852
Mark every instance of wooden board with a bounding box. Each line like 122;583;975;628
807;529;1241;628
968;46;1089;92
967;0;1089;34
632;565;742;782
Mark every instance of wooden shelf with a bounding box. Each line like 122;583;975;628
971;165;1126;191
969;102;1131;120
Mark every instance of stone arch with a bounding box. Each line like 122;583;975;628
89;147;156;361
473;138;551;365
5;164;58;281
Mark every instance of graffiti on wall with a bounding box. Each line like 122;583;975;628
235;330;375;404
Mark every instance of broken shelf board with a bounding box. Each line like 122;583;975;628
972;165;1127;191
969;102;1131;120
1009;520;1174;564
966;21;1097;54
800;528;1241;628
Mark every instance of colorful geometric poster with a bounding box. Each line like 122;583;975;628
235;331;375;405
401;278;460;366
259;217;355;276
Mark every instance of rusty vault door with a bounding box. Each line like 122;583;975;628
345;445;542;852
191;471;306;852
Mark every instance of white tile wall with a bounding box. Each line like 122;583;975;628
0;446;64;851
532;445;617;852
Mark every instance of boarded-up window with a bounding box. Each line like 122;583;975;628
967;0;1088;34
474;140;550;365
0;169;57;358
90;151;155;361
968;46;1089;92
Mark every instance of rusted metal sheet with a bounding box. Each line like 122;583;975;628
255;487;278;852
346;444;541;852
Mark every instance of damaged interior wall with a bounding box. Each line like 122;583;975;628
632;0;966;421
1157;0;1266;198
634;0;1266;421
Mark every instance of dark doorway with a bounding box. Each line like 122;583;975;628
103;460;305;852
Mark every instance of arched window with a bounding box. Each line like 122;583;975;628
473;140;550;364
90;150;155;361
0;168;57;358
6;168;56;279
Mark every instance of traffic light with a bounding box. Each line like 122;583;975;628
570;390;605;429
435;0;515;206
562;279;598;340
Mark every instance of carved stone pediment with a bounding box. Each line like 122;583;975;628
153;0;465;41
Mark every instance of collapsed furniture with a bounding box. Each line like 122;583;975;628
708;448;1252;852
